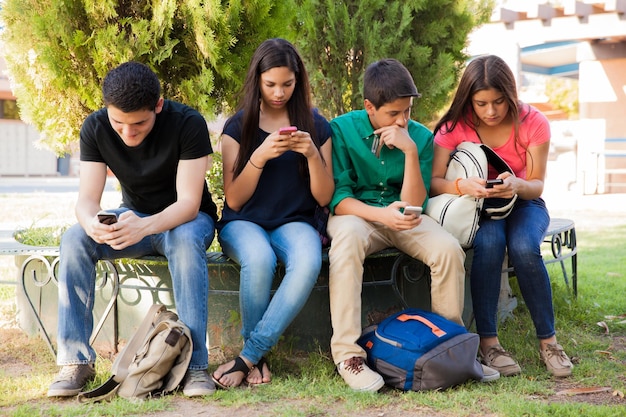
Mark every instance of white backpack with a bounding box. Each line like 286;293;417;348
425;142;517;248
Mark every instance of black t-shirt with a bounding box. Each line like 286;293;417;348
218;110;331;230
80;100;218;220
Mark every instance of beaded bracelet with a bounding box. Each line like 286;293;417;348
454;178;463;195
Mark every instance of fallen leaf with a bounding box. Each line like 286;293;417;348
556;387;612;396
596;321;610;335
613;390;624;399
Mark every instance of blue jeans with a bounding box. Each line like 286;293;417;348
56;209;215;370
471;198;555;340
218;220;321;365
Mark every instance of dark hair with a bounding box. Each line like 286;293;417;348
102;62;161;112
228;38;319;177
363;58;420;109
433;55;533;170
433;55;528;143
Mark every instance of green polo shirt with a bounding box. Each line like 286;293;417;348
329;109;434;214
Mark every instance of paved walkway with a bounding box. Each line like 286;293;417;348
1;175;625;231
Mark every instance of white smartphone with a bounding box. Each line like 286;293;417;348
403;206;422;216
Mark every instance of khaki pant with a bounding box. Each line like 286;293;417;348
327;214;465;364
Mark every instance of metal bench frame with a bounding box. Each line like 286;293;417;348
1;218;577;358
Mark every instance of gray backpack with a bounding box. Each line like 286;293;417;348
78;304;192;402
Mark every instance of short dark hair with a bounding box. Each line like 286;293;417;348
363;58;420;108
102;62;161;112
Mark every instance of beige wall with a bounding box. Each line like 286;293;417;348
579;56;626;140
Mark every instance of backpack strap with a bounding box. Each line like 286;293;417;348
77;304;166;403
480;144;514;175
396;313;447;337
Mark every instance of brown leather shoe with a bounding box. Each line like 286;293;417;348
540;343;573;377
480;344;521;377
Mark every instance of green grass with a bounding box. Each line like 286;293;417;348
1;226;625;416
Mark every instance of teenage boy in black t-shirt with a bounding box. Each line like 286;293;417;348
47;62;218;398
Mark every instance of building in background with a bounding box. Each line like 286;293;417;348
0;57;61;177
467;0;626;194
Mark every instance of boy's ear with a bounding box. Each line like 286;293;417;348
364;99;376;115
155;97;165;114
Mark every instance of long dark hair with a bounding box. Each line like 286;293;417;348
434;55;531;166
228;38;320;177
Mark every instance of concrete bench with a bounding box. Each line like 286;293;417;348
1;217;577;359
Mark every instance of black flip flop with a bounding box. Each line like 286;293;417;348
247;357;271;386
211;357;250;389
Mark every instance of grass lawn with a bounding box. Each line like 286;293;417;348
0;215;624;416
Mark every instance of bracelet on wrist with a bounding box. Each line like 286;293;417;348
454;178;463;195
249;158;264;169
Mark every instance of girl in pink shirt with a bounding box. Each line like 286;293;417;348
431;55;573;378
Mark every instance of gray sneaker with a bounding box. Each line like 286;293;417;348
47;364;96;397
479;363;500;383
182;369;216;397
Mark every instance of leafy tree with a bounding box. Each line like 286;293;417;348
295;0;494;125
0;0;295;154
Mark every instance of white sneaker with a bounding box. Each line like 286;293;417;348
337;357;384;392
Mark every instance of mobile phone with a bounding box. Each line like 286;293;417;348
403;206;422;216
278;126;297;135
97;210;118;225
486;179;504;188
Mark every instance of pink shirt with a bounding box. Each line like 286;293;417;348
434;105;550;179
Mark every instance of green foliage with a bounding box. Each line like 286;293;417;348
0;0;495;155
13;225;68;246
295;0;494;124
0;0;295;155
546;76;579;119
206;151;224;214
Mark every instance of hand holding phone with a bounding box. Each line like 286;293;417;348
278;126;297;135
403;206;422;216
485;179;504;189
97;210;118;225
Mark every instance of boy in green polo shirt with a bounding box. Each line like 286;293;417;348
327;59;486;391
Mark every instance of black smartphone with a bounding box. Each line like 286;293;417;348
485;179;504;189
97;211;118;225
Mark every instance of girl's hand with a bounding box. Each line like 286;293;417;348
460;173;516;199
485;172;517;199
253;130;292;165
288;130;318;159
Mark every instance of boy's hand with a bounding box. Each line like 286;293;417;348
97;211;146;250
380;202;422;231
374;125;416;155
